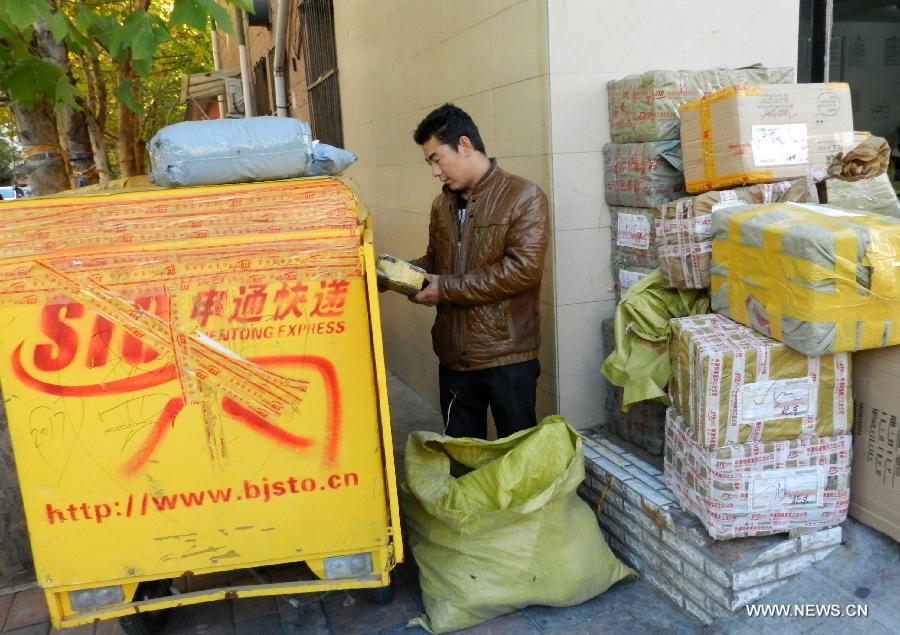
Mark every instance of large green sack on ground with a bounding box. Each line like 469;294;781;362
401;417;634;634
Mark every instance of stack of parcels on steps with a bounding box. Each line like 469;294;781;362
665;314;852;539
659;79;900;541
599;66;792;457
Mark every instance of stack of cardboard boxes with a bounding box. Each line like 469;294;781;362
591;69;900;620
661;82;900;540
601;67;792;455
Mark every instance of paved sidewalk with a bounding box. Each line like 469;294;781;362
1;371;898;634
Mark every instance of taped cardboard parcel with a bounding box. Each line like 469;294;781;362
669;314;851;449
710;201;900;355
664;407;851;540
850;345;900;543
680;83;854;193
655;178;816;289
607;66;793;143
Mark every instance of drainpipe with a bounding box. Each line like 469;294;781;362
273;0;290;117
235;7;255;117
210;19;225;117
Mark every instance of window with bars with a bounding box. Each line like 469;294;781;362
299;0;343;148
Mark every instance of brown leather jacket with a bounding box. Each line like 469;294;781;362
411;160;549;371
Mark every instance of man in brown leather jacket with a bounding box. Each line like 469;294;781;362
408;104;549;439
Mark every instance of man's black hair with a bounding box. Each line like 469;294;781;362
413;104;486;153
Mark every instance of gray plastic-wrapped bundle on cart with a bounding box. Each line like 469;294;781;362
148;116;356;187
149;117;313;186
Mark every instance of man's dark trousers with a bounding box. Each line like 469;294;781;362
439;360;540;439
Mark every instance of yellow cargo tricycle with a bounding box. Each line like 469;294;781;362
0;178;401;631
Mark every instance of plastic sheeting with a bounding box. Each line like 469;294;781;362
827;173;900;218
148;116;357;187
401;417;634;634
603;141;685;208
601;269;709;407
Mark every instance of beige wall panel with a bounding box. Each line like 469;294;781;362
554;226;614;306
546;0;799;429
335;0;555;415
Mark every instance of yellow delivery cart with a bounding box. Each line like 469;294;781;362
0;178;402;629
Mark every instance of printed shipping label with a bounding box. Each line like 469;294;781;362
751;123;809;167
618;269;648;294
616;213;651;250
748;466;825;511
692;213;713;236
741;377;812;422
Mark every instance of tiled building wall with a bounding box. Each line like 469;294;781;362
546;0;800;428
333;0;556;419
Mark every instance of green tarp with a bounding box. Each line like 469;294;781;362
601;269;710;406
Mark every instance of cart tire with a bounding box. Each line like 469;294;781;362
367;579;394;605
118;610;170;635
118;580;172;635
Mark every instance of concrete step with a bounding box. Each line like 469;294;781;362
579;430;842;625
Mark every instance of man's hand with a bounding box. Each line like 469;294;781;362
410;274;440;306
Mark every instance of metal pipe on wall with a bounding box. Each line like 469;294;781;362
210;19;226;117
273;0;290;117
234;7;255;117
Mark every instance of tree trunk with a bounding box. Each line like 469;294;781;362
10;101;69;196
80;53;112;182
116;67;139;177
34;15;98;187
82;104;112;183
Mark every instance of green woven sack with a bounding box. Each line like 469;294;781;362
401;416;635;633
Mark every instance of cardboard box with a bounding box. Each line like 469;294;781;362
610;206;659;271
680;83;855;193
607;66;794;143
655;178;816;289
665;407;851;540
669;314;852;449
710;201;900;355
850;345;900;542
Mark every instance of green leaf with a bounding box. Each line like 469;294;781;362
54;76;82;111
115;11;170;65
229;0;255;12
132;56;152;78
46;11;69;43
6;58;64;108
170;0;208;31
116;79;143;115
199;0;235;34
3;0;50;32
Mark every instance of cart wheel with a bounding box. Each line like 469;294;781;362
366;578;394;605
118;581;172;635
118;610;170;635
